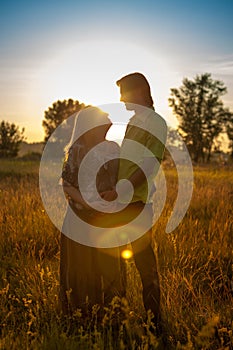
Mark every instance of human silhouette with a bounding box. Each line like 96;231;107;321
101;72;167;334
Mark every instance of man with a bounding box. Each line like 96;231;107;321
102;72;167;334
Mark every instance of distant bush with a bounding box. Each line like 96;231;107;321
0;120;25;158
18;151;42;161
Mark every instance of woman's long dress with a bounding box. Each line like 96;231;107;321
60;140;125;314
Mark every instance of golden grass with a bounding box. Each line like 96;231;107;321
0;159;232;349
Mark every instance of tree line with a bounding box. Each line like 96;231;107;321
1;73;233;162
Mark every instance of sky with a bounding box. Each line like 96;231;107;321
0;0;233;144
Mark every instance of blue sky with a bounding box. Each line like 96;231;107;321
0;0;233;142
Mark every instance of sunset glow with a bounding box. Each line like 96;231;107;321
1;1;232;143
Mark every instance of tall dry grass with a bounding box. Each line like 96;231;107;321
0;159;232;349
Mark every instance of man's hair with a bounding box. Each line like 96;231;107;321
116;72;154;108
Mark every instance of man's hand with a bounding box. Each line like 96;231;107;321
100;189;118;201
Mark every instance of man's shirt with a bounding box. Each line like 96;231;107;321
118;108;167;203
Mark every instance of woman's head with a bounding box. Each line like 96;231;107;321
69;106;112;147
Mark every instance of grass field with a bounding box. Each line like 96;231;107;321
0;159;232;349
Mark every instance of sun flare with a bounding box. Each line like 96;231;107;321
121;249;133;260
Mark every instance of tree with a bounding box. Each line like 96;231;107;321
226;122;233;157
0;121;25;158
168;73;233;162
42;99;85;142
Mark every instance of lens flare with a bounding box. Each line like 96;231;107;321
121;249;133;260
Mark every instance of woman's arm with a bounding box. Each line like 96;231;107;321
62;180;90;209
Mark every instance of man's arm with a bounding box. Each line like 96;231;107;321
101;157;160;201
129;156;160;186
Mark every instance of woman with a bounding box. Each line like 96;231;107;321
60;106;125;315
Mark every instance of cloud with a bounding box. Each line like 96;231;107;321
201;54;233;76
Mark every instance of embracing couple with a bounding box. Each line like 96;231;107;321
60;72;167;335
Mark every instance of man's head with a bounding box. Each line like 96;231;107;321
116;72;154;110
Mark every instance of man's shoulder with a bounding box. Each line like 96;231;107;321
143;111;167;140
150;110;167;125
103;140;120;153
131;109;167;127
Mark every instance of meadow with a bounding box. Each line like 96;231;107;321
0;159;232;349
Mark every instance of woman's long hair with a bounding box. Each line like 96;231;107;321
64;106;112;155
